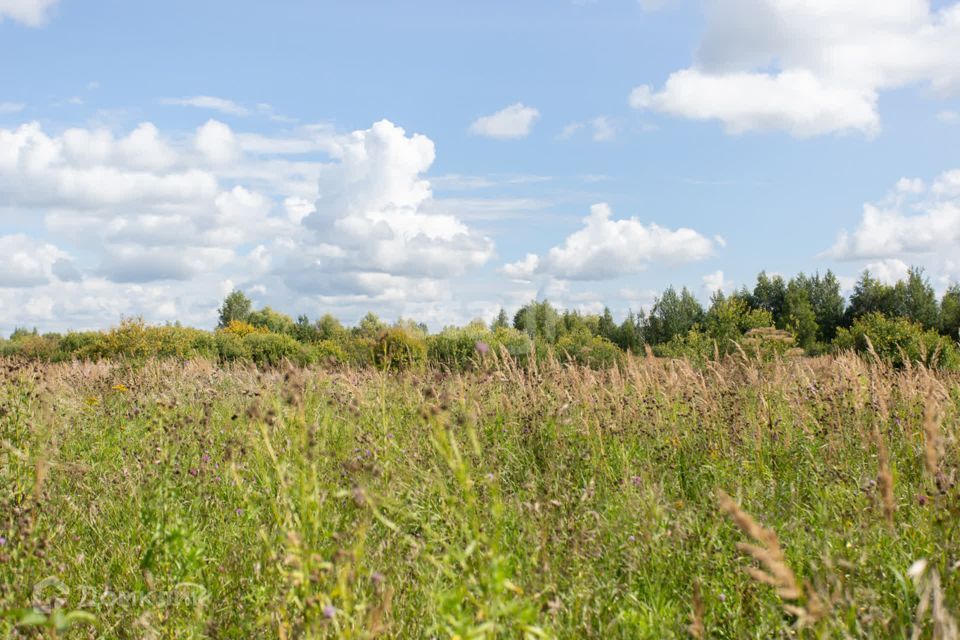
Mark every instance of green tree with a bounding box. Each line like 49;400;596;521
750;272;787;323
598;306;617;342
217;290;252;328
703;293;773;353
799;271;845;342
247;306;296;335
781;281;819;352
941;284;960;340
644;286;704;345
315;314;347;341
891;267;939;329
513;300;561;343
492;308;510;330
845;270;895;325
354;312;386;340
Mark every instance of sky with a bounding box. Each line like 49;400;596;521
1;0;960;334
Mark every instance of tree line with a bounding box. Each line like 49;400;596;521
3;266;959;369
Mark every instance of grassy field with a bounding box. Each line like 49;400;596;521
1;353;959;638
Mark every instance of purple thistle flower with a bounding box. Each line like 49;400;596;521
475;341;490;355
0;536;6;546
323;604;337;619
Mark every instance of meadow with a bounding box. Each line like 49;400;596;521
1;349;959;639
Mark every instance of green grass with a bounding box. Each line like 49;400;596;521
1;354;959;638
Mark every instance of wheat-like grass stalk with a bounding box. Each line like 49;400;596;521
718;490;825;626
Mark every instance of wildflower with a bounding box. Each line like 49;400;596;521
475;341;490;356
112;383;129;392
201;454;211;464
371;571;385;586
235;508;244;516
0;536;6;546
917;494;928;507
188;468;199;477
323;604;337;619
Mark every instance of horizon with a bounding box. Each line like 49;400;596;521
2;0;960;334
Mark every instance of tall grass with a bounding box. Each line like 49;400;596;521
0;352;958;637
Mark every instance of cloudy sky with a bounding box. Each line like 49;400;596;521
1;0;959;333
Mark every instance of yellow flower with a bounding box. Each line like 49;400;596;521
85;396;99;406
112;383;129;393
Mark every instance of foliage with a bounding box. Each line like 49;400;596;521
217;290;252;328
247;306;296;336
242;331;309;366
556;329;623;368
373;327;427;371
514;300;561;343
644;286;704;345
942;285;960;340
833;311;960;370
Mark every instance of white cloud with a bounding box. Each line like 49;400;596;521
939;109;960;124
630;0;960;137
0;102;25;114
294;119;494;283
0;234;73;287
558;117;617;141
162;96;251;117
469;103;540;139
827;169;960;288
702;269;731;296
0;0;59;26
0;116;502;332
501;203;717;281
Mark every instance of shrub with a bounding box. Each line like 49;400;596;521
221;320;266;338
491;327;534;365
214;331;251;362
556;330;623;369
373;328;427;371
428;325;494;370
311;339;349;367
833;312;960;370
243;332;308;367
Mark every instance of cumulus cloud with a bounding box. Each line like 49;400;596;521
469;103;540;139
630;0;960;137
0;117;496;332
828;170;960;260
501;203;717;281
826;169;960;288
0;0;60;26
161;96;252;117
292;119;494;285
0;235;73;287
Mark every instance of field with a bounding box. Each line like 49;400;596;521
1;353;959;638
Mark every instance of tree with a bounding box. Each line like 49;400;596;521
804;271;846;342
845;270;894;325
750;272;787;323
316;314;347;341
513;300;560;343
247;306;296;335
644;286;704;345
704;293;773;353
616;310;645;353
891;267;939;329
781;281;819;352
217;290;252;328
941;284;960;340
598;306;617;342
354;312;386;339
492;308;510;330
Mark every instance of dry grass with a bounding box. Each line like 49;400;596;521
0;352;958;637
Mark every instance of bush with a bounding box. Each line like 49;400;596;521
214;331;251;362
243;332;309;367
834;312;960;370
556;330;623;369
428;325;494;370
373;328;427;371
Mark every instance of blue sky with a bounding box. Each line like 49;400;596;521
1;0;959;333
